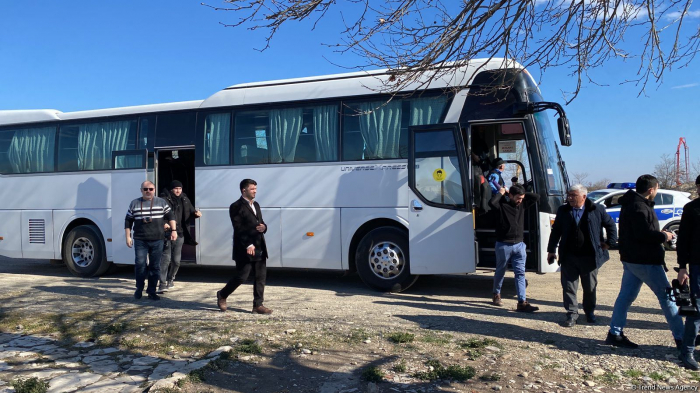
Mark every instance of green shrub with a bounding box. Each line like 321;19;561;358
387;332;415;343
237;339;262;354
413;359;475;381
362;366;384;382
480;373;501;381
393;359;407;373
11;377;49;393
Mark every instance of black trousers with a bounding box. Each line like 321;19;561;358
560;254;598;316
220;259;267;307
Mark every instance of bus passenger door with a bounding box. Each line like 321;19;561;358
408;124;476;274
111;150;148;264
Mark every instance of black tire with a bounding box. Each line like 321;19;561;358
62;225;110;277
355;227;418;292
664;222;680;251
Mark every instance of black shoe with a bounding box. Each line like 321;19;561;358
147;293;161;301
605;332;638;349
134;290;142;300
563;315;576;328
586;313;597;324
680;353;700;370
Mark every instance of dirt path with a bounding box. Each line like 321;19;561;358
1;252;699;392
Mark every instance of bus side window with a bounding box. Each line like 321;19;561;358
58;125;80;172
58;120;137;171
156;112;196;148
1;126;57;174
234;111;270;165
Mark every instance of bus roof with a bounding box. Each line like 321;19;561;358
1;58;519;126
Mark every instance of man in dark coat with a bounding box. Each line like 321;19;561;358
548;184;617;327
605;174;680;349
489;184;540;312
676;175;700;370
216;179;271;314
158;180;201;293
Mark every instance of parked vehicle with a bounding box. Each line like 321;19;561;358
588;187;691;251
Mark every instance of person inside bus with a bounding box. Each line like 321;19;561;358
547;184;617;327
470;133;492;215
158;180;201;293
487;158;506;194
216;179;272;314
489;183;540;312
125;180;177;301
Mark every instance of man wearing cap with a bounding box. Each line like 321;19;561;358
676;175;700;370
487;158;506;194
158;180;201;293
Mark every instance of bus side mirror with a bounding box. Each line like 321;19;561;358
557;117;572;146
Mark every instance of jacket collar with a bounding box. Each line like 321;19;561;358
563;197;595;212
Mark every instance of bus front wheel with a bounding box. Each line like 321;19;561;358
355;227;418;292
63;225;110;277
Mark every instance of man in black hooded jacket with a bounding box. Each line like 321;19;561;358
159;180;201;292
605;174;680;349
676;175;700;370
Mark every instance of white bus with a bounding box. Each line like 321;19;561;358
0;59;572;291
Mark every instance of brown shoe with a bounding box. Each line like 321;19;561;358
492;293;503;306
216;291;227;312
516;301;539;313
252;305;273;314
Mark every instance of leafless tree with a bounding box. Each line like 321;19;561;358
692;158;700;181
589;177;612;190
653;153;677;188
204;0;700;102
572;172;590;186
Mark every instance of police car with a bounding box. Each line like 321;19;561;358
587;183;692;250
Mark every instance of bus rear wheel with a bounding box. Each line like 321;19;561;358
355;227;418;292
63;225;110;277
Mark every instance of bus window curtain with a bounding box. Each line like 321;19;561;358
77;121;131;170
204;113;231;165
7;127;56;173
312;105;338;161
410;96;448;126
358;100;402;159
270;108;303;163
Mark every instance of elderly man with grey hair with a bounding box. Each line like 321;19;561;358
547;184;618;327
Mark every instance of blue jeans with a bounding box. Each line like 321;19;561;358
609;262;683;340
682;265;700;355
134;239;164;295
493;241;527;302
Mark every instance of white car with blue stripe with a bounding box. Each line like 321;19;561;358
587;184;691;251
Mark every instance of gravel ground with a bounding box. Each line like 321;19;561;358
0;251;698;393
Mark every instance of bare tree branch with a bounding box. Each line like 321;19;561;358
205;0;700;103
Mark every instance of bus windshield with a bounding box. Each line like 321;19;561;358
533;111;566;195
